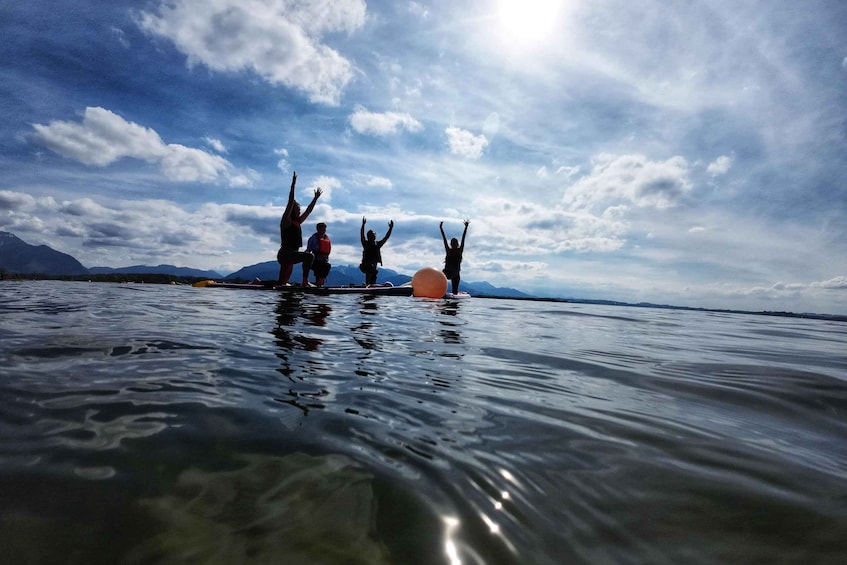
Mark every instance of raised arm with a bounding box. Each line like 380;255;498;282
281;171;297;227
379;220;394;245
360;217;367;246
439;221;449;251
459;219;469;251
298;187;322;223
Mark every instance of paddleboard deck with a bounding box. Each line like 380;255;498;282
193;280;413;296
444;292;471;299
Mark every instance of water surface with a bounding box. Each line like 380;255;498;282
1;281;846;564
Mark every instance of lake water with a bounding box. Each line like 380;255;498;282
1;280;846;564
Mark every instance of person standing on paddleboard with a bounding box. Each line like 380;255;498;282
359;217;394;286
440;219;469;295
306;222;332;287
278;171;322;286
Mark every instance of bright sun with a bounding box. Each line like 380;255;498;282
497;0;563;43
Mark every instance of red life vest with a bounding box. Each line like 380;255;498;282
315;235;331;261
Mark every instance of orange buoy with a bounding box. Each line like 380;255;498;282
412;267;448;298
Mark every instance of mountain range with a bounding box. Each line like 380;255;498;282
0;231;222;278
0;231;530;298
0;231;89;276
4;231;846;321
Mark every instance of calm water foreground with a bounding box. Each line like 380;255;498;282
1;280;846;564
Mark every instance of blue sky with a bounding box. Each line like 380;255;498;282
2;0;846;313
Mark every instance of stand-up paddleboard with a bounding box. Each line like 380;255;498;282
192;280;413;296
443;292;471;299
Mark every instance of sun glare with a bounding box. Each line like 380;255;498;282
497;0;563;43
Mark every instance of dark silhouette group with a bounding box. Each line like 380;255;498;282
277;171;469;292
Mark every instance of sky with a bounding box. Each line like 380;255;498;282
1;0;847;314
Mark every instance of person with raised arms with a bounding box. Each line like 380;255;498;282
359;216;394;286
277;171;322;286
440;219;469;295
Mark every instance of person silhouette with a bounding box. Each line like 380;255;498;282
306;222;331;286
277;171;322;286
359;217;394;286
440;219;469;295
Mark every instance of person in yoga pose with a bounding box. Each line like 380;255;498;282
277;171;322;286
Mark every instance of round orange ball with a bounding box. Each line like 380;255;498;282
412;267;448;298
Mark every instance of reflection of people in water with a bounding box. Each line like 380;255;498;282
440;220;469;295
351;296;380;354
273;296;327;357
306;222;331;287
303;303;331;327
277;171;322;286
359;217;393;286
438;301;464;346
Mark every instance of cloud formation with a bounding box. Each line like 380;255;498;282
445;127;488;159
205;137;227;153
812;276;847;290
0;189;277;266
31;107;251;187
707;155;733;176
3;1;846;314
349;108;423;136
564;154;692;211
137;0;366;105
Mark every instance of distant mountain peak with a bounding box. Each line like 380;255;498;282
88;264;224;278
0;231;88;275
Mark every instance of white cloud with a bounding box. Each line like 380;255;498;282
137;0;365;105
366;176;392;188
159;144;231;183
445;127;488;159
811;276;847;290
349;108;423;136
0;190;41;212
349;173;393;189
205;137;227;153
365;175;392;188
771;281;806;292
311;175;341;202
274;147;290;172
555;165;580;178
222;169;261;188
468;197;628;255
32;107;165;166
706;154;733;175
563;153;692;211
0;189;287;269
31;107;251;187
724;277;847;301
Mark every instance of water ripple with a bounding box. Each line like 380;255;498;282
1;282;846;564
